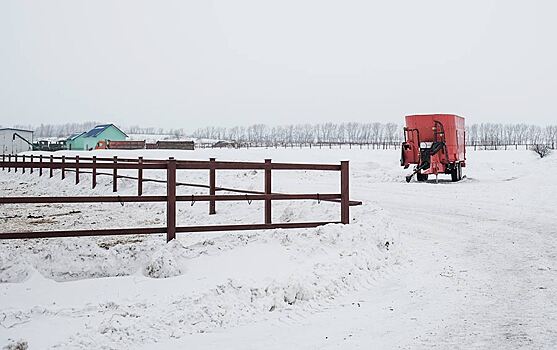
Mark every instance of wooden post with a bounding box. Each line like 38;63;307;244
1;154;4;171
14;154;17;173
61;156;65;180
30;155;34;174
137;157;143;196
49;155;53;178
340;161;350;224
92;156;97;189
8;154;11;172
113;156;118;192
22;155;26;174
264;159;272;224
209;158;216;215
75;155;80;185
166;157;177;242
39;155;43;176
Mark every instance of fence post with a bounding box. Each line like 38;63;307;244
39;155;43;176
209;157;216;215
75;155;80;185
1;154;4;171
22;155;26;174
30;155;34;174
61;156;65;180
166;157;177;242
340;161;350;224
92;156;97;189
14;154;17;173
8;154;11;172
49;155;53;178
138;157;143;196
113;156;118;192
264;159;272;224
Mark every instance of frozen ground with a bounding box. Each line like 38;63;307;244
1;147;556;349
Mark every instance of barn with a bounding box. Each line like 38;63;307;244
81;124;127;151
66;132;86;150
66;124;128;150
0;128;34;155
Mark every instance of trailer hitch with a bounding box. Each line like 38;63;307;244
405;163;428;183
405;141;445;183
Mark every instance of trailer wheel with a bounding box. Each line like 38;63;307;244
457;163;463;181
417;173;428;182
451;165;459;182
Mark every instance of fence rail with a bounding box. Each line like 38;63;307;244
0;154;358;242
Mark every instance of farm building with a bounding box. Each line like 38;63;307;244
66;132;86;150
0;128;34;154
66;124;128;150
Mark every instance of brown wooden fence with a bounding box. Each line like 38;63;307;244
0;154;359;242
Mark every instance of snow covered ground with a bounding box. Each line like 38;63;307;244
1;147;556;349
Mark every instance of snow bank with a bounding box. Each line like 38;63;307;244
0;210;401;348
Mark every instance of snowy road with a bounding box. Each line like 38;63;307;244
1;148;556;349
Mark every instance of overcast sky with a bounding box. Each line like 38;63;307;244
1;0;556;130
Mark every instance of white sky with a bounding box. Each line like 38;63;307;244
1;0;556;130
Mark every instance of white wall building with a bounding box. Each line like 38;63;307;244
0;128;34;154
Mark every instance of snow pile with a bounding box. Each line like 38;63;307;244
62;214;399;348
143;240;186;278
0;210;401;349
0;255;30;283
0;236;161;283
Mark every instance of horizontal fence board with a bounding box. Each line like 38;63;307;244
271;163;341;171
0;196;167;204
0;194;341;204
0;161;166;169
3;160;341;171
0;222;338;240
0;227;167;240
176;193;341;202
175;221;339;233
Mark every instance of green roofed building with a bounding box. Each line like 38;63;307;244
66;124;128;150
66;132;86;150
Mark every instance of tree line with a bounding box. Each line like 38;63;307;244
9;121;557;148
13;122;102;138
193;122;557;148
466;123;557;147
193;123;401;146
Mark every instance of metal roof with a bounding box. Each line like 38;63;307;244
67;132;86;141
0;127;34;133
83;124;128;138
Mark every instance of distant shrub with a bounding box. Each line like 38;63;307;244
3;340;29;350
532;144;551;158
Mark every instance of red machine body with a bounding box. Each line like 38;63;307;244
401;114;466;182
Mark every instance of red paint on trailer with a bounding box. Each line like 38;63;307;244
401;114;466;181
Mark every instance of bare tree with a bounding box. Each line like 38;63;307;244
532;144;551;158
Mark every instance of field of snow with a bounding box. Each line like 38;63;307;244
1;147;556;349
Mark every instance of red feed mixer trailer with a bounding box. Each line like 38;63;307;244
401;114;466;183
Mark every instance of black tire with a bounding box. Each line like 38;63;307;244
417;173;428;182
451;164;459;182
457;163;463;180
